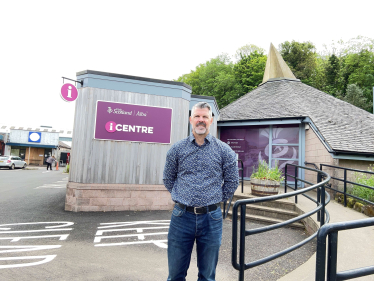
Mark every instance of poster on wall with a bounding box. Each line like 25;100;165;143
94;100;173;144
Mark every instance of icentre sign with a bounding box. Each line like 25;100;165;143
94;100;172;144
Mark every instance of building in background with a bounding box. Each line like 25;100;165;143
0;125;72;165
218;44;374;190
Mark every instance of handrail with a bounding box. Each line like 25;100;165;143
315;217;374;281
320;164;374;207
232;164;331;280
222;159;244;219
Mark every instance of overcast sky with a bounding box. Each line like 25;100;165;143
1;0;373;130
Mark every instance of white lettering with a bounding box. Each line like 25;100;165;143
123;125;128;132
115;124;122;131
0;245;61;254
0;234;69;242
136;126;141;133
129;125;135;132
110;123;113;131
141;127;147;133
67;86;72;98
0;255;57;269
148;127;153;134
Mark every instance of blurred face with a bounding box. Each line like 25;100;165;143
190;107;213;136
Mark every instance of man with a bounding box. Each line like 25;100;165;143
46;155;56;170
163;102;239;281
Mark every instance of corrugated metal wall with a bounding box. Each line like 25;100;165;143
69;87;190;185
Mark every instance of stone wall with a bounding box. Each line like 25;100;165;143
304;128;337;188
65;183;174;212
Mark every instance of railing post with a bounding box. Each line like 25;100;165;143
294;166;298;204
327;232;338;281
239;204;246;281
321;183;326;227
317;172;322;222
343;169;347;207
315;228;327;281
285;164;288;193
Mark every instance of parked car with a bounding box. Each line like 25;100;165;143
0;156;27;170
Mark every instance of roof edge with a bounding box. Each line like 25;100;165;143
76;70;192;90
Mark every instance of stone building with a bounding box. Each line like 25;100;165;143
218;44;374;191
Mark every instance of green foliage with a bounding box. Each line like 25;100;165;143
175;37;374;113
233;51;267;93
234;44;266;61
251;160;284;182
176;54;244;108
351;165;374;203
337;84;373;112
279;40;317;85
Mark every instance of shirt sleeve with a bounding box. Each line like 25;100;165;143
163;146;178;193
222;146;239;201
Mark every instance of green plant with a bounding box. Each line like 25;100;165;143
251;160;284;182
351;165;374;203
64;164;70;173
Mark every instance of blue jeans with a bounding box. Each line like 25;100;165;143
167;204;223;281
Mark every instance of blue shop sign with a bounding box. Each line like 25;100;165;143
28;132;41;143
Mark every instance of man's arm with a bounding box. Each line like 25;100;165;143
222;147;239;201
163;147;178;193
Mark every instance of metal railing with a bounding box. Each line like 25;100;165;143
231;164;331;281
320;164;374;207
223;159;244;219
316;217;374;280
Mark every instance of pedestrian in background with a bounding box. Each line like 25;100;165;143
46;155;56;170
163;102;239;281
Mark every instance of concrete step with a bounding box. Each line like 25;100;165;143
222;194;305;230
233;194;296;211
224;209;305;229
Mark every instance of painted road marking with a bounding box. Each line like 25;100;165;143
0;234;69;242
0;255;57;269
0;222;73;269
94;220;170;249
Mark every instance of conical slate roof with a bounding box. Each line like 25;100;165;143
219;79;374;154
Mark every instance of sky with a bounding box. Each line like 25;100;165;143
1;0;373;130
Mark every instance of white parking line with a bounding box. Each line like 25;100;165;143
94;220;170;249
0;222;73;269
35;185;66;189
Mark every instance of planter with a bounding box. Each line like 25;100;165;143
251;178;280;196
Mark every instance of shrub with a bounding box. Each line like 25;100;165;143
351;165;374;203
251;160;284;182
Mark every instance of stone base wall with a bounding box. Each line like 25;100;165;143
65;182;174;212
305;128;337;187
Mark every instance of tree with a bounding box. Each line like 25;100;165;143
234;51;267;93
337;84;372;112
279;41;317;85
234;44;266;61
176;54;244;108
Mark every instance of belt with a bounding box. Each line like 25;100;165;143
176;203;219;215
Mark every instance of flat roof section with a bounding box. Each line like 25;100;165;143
76;70;192;90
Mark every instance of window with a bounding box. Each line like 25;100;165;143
220;124;301;179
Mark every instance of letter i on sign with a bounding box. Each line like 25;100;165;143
67;86;72;98
110;123;113;131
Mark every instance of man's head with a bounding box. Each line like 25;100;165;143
190;102;213;136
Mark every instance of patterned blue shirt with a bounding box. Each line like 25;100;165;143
163;133;239;207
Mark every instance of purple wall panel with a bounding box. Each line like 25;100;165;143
220;124;300;179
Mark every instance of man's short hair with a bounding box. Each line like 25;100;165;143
191;102;213;119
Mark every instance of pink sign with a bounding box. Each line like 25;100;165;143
94;100;173;144
60;83;78;102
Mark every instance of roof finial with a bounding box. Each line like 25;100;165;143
262;43;296;83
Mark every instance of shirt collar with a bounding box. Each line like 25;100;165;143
189;133;212;144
